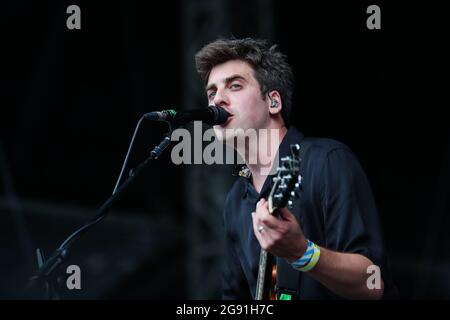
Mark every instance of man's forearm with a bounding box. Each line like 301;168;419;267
307;247;384;300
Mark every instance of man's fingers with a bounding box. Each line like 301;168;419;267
256;198;267;209
255;199;285;230
255;199;269;216
278;207;296;221
252;211;269;246
260;214;281;228
252;212;264;237
251;212;259;234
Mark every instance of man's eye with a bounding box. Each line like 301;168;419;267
230;84;242;90
208;92;216;99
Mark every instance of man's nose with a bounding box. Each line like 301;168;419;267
213;89;229;107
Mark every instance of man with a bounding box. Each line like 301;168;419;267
195;38;396;299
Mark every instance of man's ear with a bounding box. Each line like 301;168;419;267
267;90;282;115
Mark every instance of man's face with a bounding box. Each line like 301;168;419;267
206;60;269;143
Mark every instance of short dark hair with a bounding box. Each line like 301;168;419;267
195;38;294;126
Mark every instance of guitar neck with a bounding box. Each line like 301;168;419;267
255;201;277;300
255;249;269;300
254;143;302;300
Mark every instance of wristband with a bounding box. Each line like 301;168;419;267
291;239;321;272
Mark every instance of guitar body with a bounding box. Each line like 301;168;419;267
269;263;277;300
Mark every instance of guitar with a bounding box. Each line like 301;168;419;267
254;143;302;300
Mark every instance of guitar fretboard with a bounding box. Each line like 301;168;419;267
255;249;268;300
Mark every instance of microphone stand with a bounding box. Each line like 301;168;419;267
25;127;173;299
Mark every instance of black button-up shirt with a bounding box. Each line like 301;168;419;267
222;126;396;299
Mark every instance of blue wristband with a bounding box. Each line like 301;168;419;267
291;240;321;272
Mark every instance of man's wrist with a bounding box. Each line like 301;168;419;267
290;239;321;272
287;237;308;263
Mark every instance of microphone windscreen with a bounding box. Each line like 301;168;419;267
208;105;230;125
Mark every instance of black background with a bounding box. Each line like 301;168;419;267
1;1;448;299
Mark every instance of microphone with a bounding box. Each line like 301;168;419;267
144;105;230;126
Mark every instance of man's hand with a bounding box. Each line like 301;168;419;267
251;198;385;300
251;198;308;263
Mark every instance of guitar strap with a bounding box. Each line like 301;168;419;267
275;137;313;300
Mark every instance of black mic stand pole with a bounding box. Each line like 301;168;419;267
25;129;173;299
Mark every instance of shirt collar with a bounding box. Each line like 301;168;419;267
232;126;305;197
